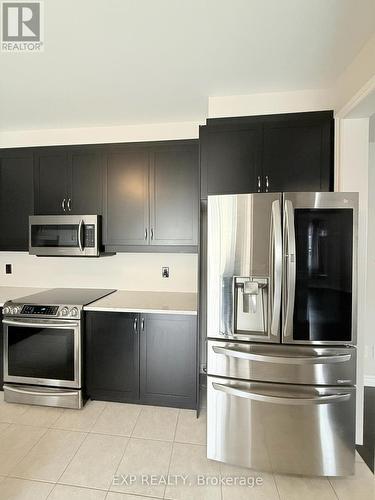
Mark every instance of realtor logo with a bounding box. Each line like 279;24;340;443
1;1;44;52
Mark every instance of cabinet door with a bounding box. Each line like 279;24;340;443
0;150;34;251
262;117;333;192
201;125;262;197
34;151;69;214
140;314;197;409
69;150;103;215
150;145;198;245
85;312;139;402
104;149;149;246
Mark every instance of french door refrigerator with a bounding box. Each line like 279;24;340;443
206;192;358;476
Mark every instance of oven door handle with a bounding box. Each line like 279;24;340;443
3;385;78;397
3;319;79;329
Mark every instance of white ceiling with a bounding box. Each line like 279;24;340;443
1;0;375;131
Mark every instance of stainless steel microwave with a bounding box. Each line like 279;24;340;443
29;215;101;257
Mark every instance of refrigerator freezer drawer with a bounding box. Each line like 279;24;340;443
207;340;356;386
207;376;355;476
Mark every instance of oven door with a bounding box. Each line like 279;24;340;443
3;317;81;388
29;215;99;257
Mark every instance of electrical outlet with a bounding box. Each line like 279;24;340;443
5;264;12;274
162;267;169;278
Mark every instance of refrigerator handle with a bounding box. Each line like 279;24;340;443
212;382;351;405
270;199;282;337
283;199;296;338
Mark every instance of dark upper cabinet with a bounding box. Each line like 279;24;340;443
69;150;103;215
104;140;199;251
85;312;139;402
104;148;149;246
200;124;262;197
34;148;103;215
140;314;197;408
200;111;334;197
0;150;34;251
34;150;69;214
262;115;333;192
150;145;198;246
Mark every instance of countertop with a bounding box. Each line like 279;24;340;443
0;287;48;307
84;290;198;315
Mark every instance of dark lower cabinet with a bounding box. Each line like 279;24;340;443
85;312;197;409
85;312;139;402
0;150;34;251
140;314;197;408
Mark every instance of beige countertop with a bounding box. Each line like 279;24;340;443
84;290;198;315
0;287;48;307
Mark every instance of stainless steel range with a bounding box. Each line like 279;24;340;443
2;288;115;409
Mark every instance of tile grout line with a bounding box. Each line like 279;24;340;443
327;477;341;500
272;473;283;500
105;404;143;495
52;401;109;487
3;422;50;480
163;409;180;499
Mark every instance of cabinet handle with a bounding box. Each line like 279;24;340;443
61;198;66;212
133;317;138;333
67;198;72;211
257;176;261;193
150;228;154;240
141;318;145;331
144;228;148;240
265;175;269;193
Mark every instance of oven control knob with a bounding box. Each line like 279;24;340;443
70;307;79;317
60;307;69;316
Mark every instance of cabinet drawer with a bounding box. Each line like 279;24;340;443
207;340;356;386
207;376;355;476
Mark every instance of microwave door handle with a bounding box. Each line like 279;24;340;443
78;219;84;252
283;199;296;339
270;199;282;337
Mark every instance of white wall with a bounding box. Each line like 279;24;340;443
0;252;198;293
208;88;334;118
0;121;200;149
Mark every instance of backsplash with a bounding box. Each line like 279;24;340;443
0;252;198;293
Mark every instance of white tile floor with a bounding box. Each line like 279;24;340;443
0;393;373;500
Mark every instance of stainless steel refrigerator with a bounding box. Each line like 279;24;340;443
206;192;358;476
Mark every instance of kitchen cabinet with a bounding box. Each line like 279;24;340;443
200;124;262;196
200;111;334;197
140;314;197;408
261;114;333;192
85;311;197;409
0;149;34;251
34;148;103;215
150;146;198;246
104;148;149;246
85;312;139;402
34;150;69;214
104;140;199;251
